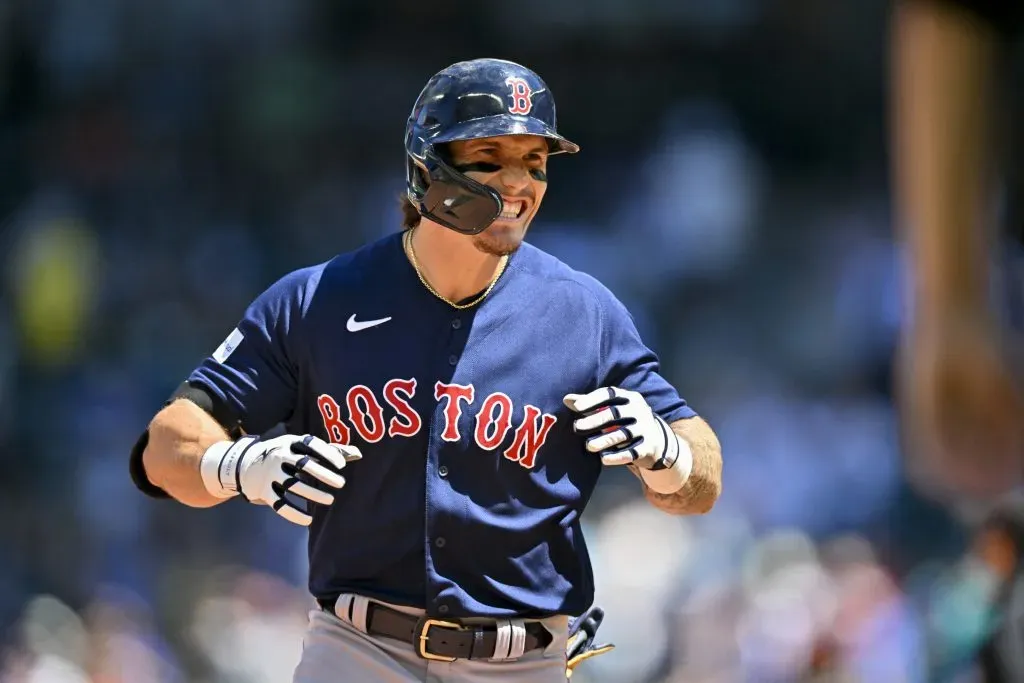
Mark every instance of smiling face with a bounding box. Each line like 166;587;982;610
446;134;550;257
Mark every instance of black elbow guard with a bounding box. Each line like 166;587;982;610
167;380;244;438
129;380;242;500
129;427;170;499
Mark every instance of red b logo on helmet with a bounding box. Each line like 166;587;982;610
506;77;533;115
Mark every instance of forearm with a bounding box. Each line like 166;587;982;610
143;399;233;508
892;0;1000;321
633;417;722;516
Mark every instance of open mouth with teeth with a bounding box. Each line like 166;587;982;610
498;199;527;220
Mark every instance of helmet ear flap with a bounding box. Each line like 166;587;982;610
408;157;430;201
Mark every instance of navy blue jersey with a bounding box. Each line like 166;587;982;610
187;231;696;618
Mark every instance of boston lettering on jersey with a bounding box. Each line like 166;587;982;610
316;381;557;469
186;231;696;619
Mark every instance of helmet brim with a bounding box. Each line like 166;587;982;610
430;115;579;155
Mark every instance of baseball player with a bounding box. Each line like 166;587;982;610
129;58;723;682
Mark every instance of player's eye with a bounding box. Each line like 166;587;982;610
454;162;502;174
529;169;547;182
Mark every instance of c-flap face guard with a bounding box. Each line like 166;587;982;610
418;148;503;236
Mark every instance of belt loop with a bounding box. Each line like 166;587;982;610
332;595;353;626
470;629;486;659
350;595;370;633
490;620;513;661
331;594;371;634
508;619;527;659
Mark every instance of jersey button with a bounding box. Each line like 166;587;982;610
448;354;458;366
435;537;446;548
451;318;461;330
438;465;449;477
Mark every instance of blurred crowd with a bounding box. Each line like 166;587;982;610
0;0;1022;681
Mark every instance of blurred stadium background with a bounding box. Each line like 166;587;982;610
1;0;1023;681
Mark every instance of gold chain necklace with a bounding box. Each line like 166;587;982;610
404;229;509;310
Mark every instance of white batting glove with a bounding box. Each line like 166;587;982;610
564;387;679;469
199;434;362;526
564;387;693;493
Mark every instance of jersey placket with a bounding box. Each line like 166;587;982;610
423;306;474;617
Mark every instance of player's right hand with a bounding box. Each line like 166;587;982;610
199;434;362;526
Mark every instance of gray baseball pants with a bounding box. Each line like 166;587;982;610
292;594;570;683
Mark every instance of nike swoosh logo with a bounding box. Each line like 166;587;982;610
346;314;392;332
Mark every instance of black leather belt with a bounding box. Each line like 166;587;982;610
318;597;552;662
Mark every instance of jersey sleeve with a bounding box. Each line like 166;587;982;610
597;292;697;424
186;268;313;436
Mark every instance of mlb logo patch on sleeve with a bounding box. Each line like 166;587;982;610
213;328;244;363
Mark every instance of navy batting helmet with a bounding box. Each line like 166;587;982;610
404;58;579;235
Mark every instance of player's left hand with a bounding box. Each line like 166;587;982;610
563;387;680;470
